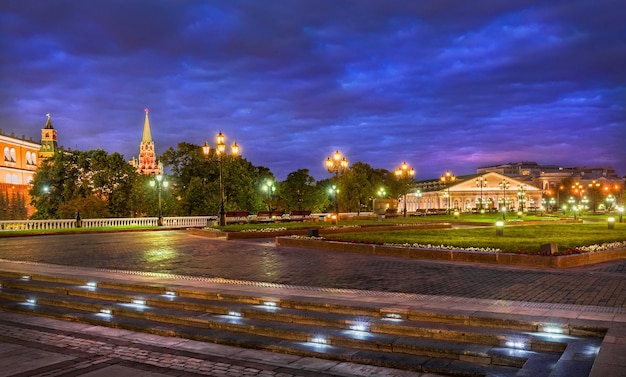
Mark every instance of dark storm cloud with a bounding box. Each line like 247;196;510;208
1;0;624;180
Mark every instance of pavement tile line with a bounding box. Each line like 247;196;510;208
3;258;626;316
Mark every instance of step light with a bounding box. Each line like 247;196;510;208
21;275;31;281
132;299;146;306
100;308;112;315
25;298;36;305
310;336;328;345
263;301;278;307
505;338;528;350
541;325;565;334
228;311;242;317
348;322;370;332
164;291;176;297
86;281;97;288
383;313;403;321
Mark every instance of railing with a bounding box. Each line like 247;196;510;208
0;216;215;232
0;219;76;231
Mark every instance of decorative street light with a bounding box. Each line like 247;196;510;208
572;182;585;205
149;173;169;226
394;161;415;217
440;170;456;214
475;176;487;211
202;132;240;226
325;150;348;222
517;184;527;212
588;180;600;212
499;179;510;220
605;194;615;211
261;179;276;211
568;196;577;220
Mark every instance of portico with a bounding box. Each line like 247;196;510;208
403;172;543;213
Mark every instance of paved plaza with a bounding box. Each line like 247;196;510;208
0;229;626;376
2;230;626;307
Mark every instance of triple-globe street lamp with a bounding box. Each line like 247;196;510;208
149;173;168;226
440;170;456;214
394;161;415;217
517;184;527;212
262;179;276;211
325;150;348;222
499;179;510;220
202;132;240;226
475;176;487;211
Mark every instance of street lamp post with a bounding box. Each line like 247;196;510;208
149;173;168;226
262;179;276;211
440;170;456;214
499;179;510;220
475;176;487;212
588;180;600;212
394;162;415;217
202;132;240;226
517;184;526;212
325;150;348;223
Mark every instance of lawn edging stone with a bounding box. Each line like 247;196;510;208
276;236;626;269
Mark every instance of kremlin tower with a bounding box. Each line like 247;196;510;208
130;108;162;175
38;113;58;159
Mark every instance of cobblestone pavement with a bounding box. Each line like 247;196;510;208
1;230;626;308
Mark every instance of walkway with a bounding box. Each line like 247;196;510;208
0;230;625;376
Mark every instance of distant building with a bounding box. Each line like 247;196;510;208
1;114;58;217
477;161;623;206
404;171;542;213
129;109;162;175
38;113;58;160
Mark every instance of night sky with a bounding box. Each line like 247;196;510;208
1;1;624;180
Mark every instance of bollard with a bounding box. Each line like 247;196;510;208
495;221;504;236
608;217;615;229
454;210;460;219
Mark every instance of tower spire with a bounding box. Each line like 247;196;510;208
142;108;153;143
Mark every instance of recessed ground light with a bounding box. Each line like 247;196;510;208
310;336;327;344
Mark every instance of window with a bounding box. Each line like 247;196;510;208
10;148;16;162
3;147;9;161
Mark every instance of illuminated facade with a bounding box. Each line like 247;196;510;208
1;130;41;217
129;109;162;175
404;172;542;213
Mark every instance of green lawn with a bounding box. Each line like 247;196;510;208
323;222;626;253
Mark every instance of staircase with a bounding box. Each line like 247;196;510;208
0;271;605;377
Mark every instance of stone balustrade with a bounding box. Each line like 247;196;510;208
0;216;214;231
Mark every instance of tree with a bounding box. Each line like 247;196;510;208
160;142;268;215
29;149;144;219
278;169;327;212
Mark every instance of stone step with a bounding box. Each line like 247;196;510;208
0;275;575;353
0;297;522;377
0;272;604;377
0;287;529;369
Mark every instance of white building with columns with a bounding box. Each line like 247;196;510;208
402;172;543;213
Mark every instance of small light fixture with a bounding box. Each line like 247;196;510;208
21;275;31;281
228;311;242;317
495;221;504;236
86;281;97;288
132;299;146;306
263;301;278;307
608;217;615;229
25;298;36;305
100;308;112;315
164;291;176;297
310;336;327;344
